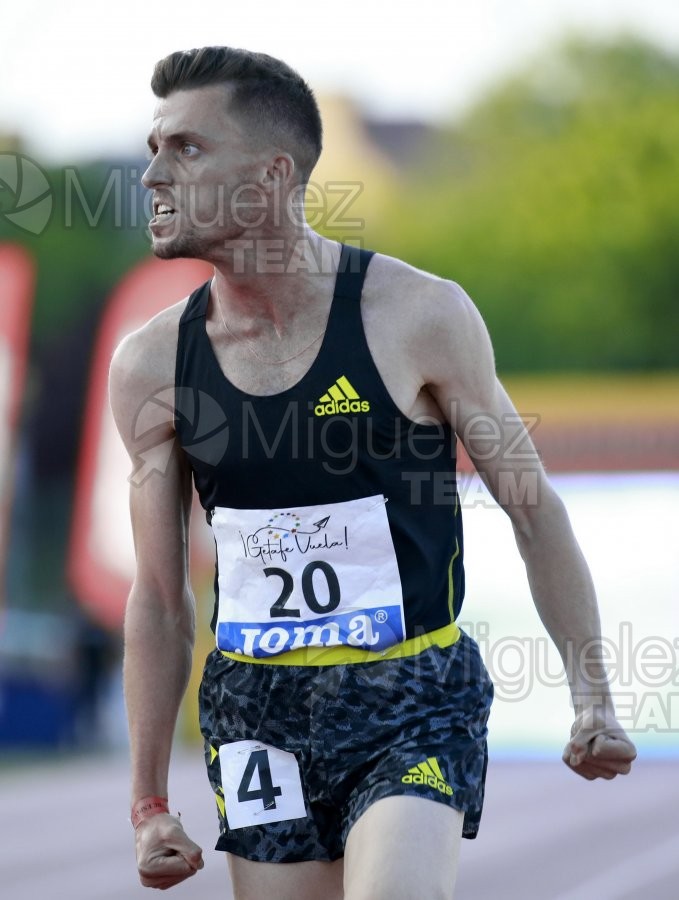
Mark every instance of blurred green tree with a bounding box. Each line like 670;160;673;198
373;36;679;371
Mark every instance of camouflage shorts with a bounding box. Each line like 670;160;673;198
199;629;493;863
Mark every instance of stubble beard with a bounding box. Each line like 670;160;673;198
150;233;211;261
149;219;224;261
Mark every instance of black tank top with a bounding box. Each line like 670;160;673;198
175;244;465;660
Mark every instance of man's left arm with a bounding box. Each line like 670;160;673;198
421;279;637;780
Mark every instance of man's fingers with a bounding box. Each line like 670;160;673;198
589;734;636;776
563;736;635;779
565;730;637;767
567;759;633;777
564;711;637;780
591;733;637;761
141;853;195;876
162;836;204;870
575;760;629;779
139;841;204;890
139;855;200;889
140;869;198;890
562;741;588;767
566;728;594;760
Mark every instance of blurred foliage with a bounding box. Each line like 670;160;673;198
371;35;679;371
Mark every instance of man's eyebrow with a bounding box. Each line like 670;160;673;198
146;130;210;148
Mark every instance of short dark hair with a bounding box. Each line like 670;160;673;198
151;46;323;182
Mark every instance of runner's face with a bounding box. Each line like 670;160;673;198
143;85;268;260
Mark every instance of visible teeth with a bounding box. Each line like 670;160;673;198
157;203;174;215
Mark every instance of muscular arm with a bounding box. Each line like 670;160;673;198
110;320;203;887
418;279;636;779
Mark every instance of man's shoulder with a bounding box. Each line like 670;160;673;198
109;295;191;396
361;251;493;399
364;250;470;330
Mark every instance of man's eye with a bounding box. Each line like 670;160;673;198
181;144;199;158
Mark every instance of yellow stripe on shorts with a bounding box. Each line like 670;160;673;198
220;621;460;666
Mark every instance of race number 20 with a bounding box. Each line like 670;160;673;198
266;561;341;618
219;740;307;829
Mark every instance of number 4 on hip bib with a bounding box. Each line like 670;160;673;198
219;740;307;829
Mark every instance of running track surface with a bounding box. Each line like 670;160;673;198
1;751;676;899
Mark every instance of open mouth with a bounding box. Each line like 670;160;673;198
151;200;177;226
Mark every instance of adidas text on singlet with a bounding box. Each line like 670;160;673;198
175;245;464;664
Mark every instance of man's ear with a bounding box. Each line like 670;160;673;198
261;152;295;192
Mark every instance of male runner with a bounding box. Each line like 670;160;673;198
110;47;637;898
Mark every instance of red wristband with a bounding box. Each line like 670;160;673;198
131;795;169;829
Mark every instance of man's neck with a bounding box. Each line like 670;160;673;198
210;228;340;335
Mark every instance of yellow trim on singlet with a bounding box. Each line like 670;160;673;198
447;537;460;623
219;621;461;666
447;494;461;623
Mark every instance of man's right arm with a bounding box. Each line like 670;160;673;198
109;325;204;889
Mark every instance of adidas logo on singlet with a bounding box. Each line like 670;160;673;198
314;376;371;417
401;757;454;796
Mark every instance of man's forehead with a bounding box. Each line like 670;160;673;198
149;84;239;139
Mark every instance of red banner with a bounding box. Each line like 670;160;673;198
68;256;211;630
0;244;35;609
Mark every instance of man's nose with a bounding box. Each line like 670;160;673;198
142;153;172;188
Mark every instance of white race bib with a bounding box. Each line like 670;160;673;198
211;494;405;657
219;740;307;829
